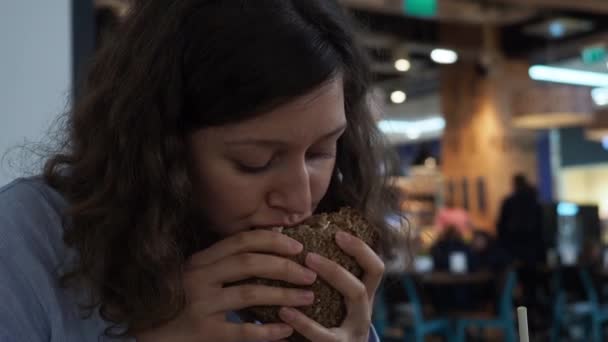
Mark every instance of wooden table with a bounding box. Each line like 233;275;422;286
414;271;494;286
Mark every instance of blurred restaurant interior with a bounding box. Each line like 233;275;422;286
4;0;608;341
340;0;608;340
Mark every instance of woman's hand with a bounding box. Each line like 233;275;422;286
277;231;384;342
136;230;317;342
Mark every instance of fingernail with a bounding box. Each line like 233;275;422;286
296;290;315;303
336;231;352;245
277;325;293;337
306;252;321;267
280;307;296;321
273;324;293;341
302;268;317;282
290;239;303;252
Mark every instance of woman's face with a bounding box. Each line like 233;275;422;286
189;78;346;236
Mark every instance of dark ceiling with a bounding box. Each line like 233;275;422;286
347;5;608;96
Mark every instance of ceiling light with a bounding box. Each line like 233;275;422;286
529;65;608;87
522;17;594;40
548;22;566;38
377;117;446;136
394;59;411;72
592;88;608;106
430;48;458;64
406;129;421;140
390;91;407;104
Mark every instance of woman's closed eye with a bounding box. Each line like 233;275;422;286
234;158;273;174
306;142;338;161
232;144;337;174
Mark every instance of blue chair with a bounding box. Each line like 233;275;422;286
372;282;389;339
399;275;453;342
550;268;593;342
579;269;608;341
454;270;517;342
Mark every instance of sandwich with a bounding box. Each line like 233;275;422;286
236;207;378;342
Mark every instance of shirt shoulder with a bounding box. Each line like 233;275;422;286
0;178;69;340
0;177;67;257
0;178;129;341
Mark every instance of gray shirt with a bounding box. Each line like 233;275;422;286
0;178;379;342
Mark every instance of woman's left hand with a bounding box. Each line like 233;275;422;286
277;231;384;342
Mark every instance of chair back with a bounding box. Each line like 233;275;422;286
402;275;425;324
372;282;388;337
579;269;600;308
498;270;517;321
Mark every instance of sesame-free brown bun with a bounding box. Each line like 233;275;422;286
237;207;378;342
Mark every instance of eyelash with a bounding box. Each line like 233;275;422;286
236;151;336;174
236;160;273;174
307;151;336;160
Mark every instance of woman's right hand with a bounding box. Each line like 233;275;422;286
136;230;317;342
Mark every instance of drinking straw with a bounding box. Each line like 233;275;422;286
517;306;529;342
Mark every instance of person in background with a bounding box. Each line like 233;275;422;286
496;173;543;265
470;230;511;272
430;226;473;272
0;1;400;341
496;173;544;327
434;196;473;241
429;226;475;312
470;230;512;309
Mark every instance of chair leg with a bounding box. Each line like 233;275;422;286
592;319;601;342
504;326;517;342
455;323;466;342
550;320;560;342
444;328;454;342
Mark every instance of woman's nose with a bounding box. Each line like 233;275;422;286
267;162;312;217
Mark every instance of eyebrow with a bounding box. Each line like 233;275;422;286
226;123;348;147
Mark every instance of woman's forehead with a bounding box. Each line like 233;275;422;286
202;79;347;143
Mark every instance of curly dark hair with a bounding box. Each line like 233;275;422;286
43;0;401;338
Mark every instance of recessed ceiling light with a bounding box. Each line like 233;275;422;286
431;48;458;64
394;59;411;72
407;129;421;140
592;88;608;106
523;17;595;40
548;22;566;38
390;91;407;104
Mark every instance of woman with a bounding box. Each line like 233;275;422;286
0;1;399;341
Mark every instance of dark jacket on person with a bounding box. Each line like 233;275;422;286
496;186;544;264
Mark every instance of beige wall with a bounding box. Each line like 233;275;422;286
561;164;608;219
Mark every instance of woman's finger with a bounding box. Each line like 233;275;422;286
187;230;304;267
305;252;368;306
220;322;294;342
278;307;340;342
335;231;385;300
304;251;371;331
199;253;317;286
199;284;316;313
